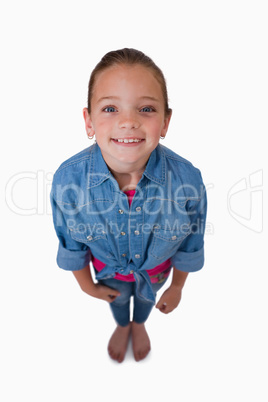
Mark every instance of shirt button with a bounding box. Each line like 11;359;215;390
122;253;126;257
134;230;140;235
172;235;177;240
130;270;134;274
120;231;126;236
118;209;124;214
87;235;93;241
135;254;140;259
136;207;141;212
120;269;124;273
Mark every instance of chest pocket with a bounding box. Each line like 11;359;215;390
150;223;191;260
69;226;114;259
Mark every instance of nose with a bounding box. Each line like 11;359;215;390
118;111;140;130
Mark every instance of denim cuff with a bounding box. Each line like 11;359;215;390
56;243;91;271
171;247;204;272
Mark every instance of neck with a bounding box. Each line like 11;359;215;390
99;148;150;190
110;168;144;191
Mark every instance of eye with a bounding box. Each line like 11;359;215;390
140;106;155;113
103;106;117;113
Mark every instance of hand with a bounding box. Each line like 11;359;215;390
155;286;182;314
88;283;121;303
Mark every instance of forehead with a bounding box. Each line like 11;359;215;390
93;64;163;100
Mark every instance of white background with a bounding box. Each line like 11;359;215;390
1;0;267;401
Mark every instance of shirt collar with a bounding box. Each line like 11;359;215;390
143;144;166;185
87;143;166;189
87;143;111;189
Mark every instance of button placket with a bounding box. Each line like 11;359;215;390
129;200;143;266
116;198;129;267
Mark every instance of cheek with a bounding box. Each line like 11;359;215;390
94;119;112;134
148;119;165;135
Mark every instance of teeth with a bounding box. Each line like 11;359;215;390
114;138;142;143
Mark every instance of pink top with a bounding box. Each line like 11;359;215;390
92;190;172;283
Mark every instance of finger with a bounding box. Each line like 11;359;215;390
106;287;120;296
156;302;167;311
160;303;175;314
161;305;174;314
108;294;120;301
107;290;121;300
156;299;165;309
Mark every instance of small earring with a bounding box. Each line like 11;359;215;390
160;135;165;140
87;132;94;140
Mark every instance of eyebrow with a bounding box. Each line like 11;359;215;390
96;96;160;104
139;96;160;102
96;96;119;104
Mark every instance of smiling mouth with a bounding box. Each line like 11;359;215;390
112;138;144;144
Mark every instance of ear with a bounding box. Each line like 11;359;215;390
160;110;172;138
83;108;95;136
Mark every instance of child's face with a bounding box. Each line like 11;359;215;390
83;64;171;172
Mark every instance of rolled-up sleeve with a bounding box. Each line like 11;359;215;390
171;181;207;272
50;190;91;271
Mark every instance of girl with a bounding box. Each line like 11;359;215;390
50;48;207;363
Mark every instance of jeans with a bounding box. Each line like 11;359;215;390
98;277;168;327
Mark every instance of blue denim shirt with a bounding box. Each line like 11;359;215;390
50;143;207;303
